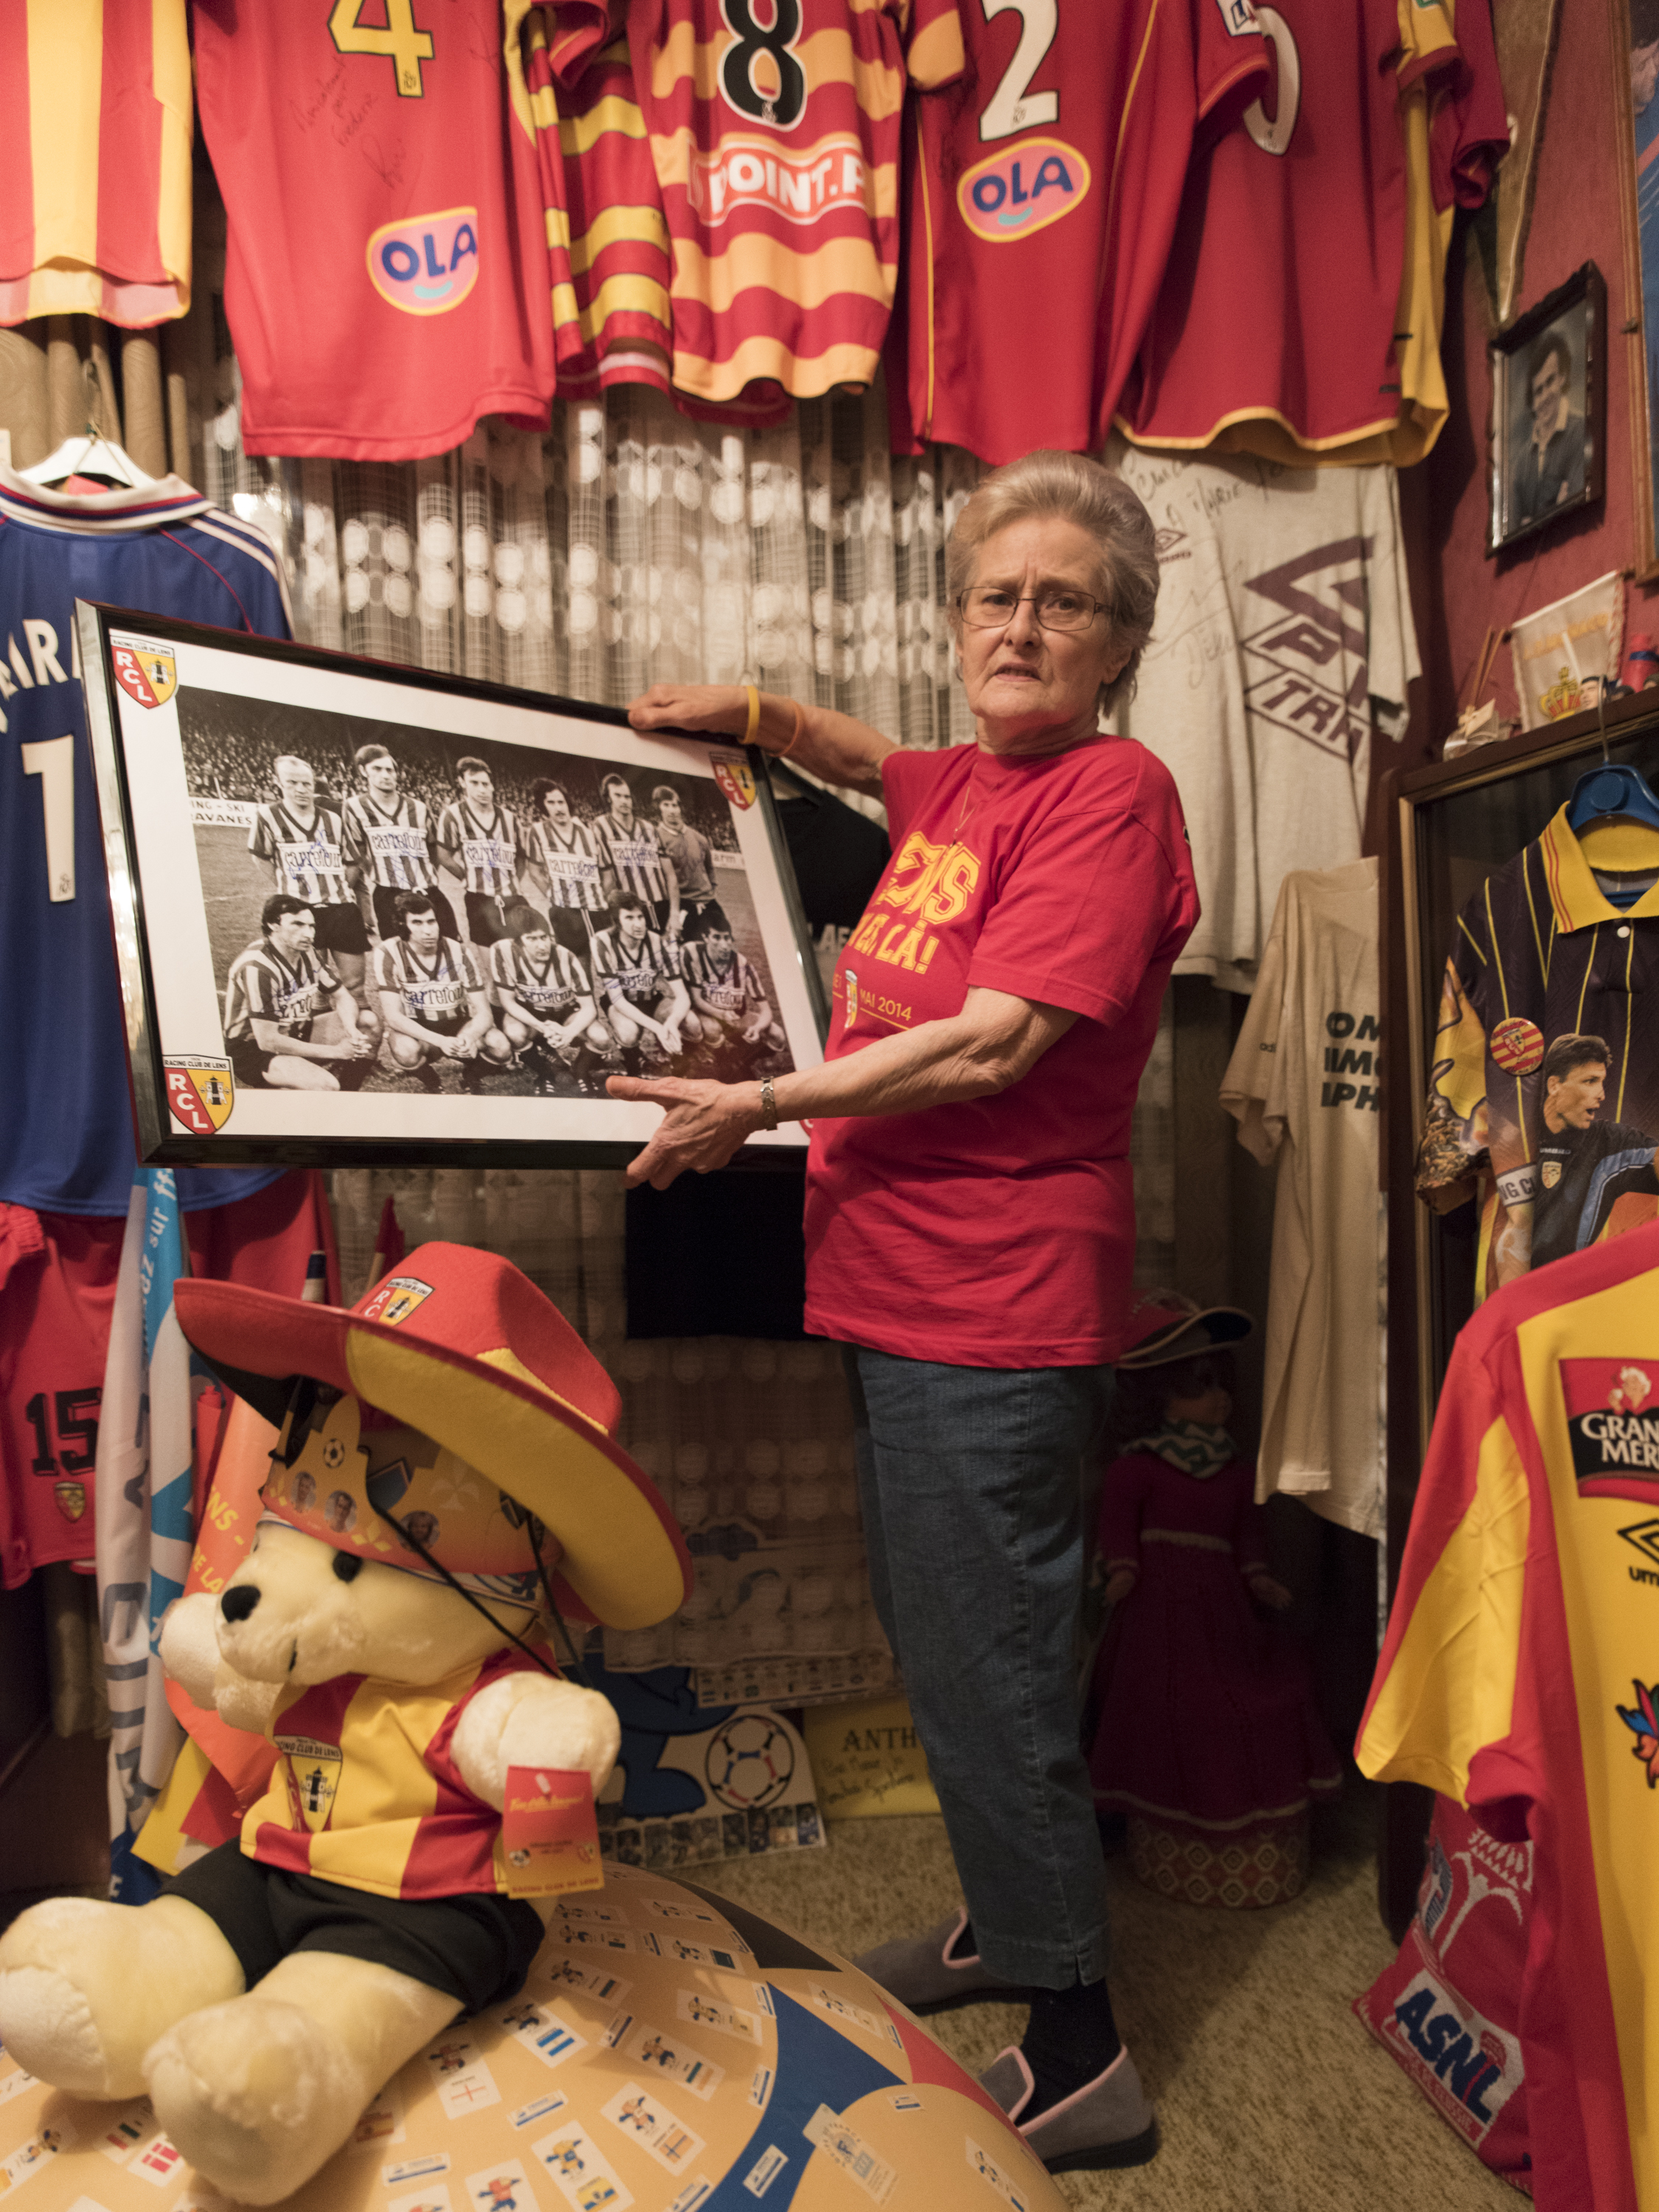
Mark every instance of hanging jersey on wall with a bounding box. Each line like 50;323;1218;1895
1106;437;1419;989
0;0;192;327
1357;1220;1659;2212
626;0;965;414
886;0;1268;465
192;0;556;460
0;464;291;1217
1116;0;1410;458
1415;810;1659;1301
1220;860;1385;1538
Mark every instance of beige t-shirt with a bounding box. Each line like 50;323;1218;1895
1220;859;1385;1538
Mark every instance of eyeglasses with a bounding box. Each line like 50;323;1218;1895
958;585;1107;632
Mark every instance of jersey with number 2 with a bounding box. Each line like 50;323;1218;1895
886;0;1269;465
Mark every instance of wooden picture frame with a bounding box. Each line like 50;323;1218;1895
78;602;827;1168
1612;0;1659;581
1486;261;1607;554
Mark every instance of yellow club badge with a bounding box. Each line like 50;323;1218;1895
360;1274;436;1327
164;1056;234;1133
113;638;178;709
712;755;757;810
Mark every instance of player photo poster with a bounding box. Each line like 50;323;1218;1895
78;604;826;1166
1486;260;1607;554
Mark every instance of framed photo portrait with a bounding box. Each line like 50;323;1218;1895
78;603;827;1168
1486;262;1607;555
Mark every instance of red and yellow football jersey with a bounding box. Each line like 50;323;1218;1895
245;1646;557;1899
1359;1221;1659;2212
625;0;965;413
192;0;556;460
0;0;191;327
886;0;1267;467
1116;0;1412;458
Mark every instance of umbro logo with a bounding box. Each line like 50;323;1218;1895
1620;1520;1659;1587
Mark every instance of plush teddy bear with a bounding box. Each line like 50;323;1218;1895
0;1245;691;2208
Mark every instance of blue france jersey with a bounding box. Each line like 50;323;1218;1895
0;465;292;1215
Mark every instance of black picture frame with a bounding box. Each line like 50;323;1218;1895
1486;260;1608;556
78;602;827;1169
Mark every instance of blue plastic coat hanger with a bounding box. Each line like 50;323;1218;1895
1566;681;1659;831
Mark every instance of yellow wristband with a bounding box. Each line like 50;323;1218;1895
744;684;761;746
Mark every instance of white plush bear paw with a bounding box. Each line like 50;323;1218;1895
0;1963;113;2097
144;1997;366;2206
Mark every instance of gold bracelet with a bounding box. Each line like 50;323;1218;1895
744;684;761;745
777;699;804;760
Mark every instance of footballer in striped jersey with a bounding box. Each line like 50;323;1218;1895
372;894;507;1095
525;776;607;960
591;773;681;936
681;905;785;1071
589;896;699;1068
223;897;375;1091
489;909;616;1095
248;754;375;1014
342;743;459;945
434;756;523;947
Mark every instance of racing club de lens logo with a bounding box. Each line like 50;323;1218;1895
367;206;480;316
164;1055;234;1134
113;639;177;709
1561;1357;1659;1495
713;755;757;810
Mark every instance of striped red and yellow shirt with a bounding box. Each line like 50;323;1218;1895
0;0;192;327
626;0;964;410
243;1646;554;1899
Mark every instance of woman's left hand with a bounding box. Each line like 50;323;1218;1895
608;1074;759;1188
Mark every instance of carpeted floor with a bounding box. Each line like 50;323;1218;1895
695;1795;1516;2211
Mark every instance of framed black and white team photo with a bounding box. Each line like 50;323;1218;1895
77;604;826;1168
1486;261;1607;555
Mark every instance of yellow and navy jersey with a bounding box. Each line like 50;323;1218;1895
626;0;964;411
244;1646;556;1899
1415;808;1659;1299
435;798;520;899
529;815;607;909
248;802;352;908
343;791;436;893
525;2;675;396
223;939;341;1043
684;940;764;1015
590;923;680;1002
490;936;591;1018
591;810;671;903
1357;1220;1659;2212
0;0;192;327
374;935;486;1022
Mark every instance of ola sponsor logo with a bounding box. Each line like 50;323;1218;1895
957;137;1091;243
367;206;481;315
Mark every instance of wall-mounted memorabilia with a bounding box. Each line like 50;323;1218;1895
1508;568;1627;727
1476;0;1559;328
1613;0;1659;579
77;605;825;1168
1486;262;1607;554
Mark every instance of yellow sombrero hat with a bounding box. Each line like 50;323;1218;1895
173;1243;691;1631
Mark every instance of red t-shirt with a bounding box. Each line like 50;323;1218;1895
804;740;1198;1368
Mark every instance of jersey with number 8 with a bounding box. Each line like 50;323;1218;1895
886;0;1270;465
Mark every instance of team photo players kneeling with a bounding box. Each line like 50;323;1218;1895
226;828;787;1102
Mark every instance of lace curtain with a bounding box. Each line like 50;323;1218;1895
0;173;1176;1693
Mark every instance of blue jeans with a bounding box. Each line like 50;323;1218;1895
844;1345;1114;1989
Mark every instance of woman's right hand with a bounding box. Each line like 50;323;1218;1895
627;684;750;738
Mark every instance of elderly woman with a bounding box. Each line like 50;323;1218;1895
615;450;1197;2173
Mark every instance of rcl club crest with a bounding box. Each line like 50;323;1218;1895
113;639;177;709
1561;1358;1659;1496
164;1055;234;1133
712;755;757;810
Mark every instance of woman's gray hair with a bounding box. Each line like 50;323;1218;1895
945;450;1160;717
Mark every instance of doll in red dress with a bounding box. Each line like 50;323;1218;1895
1088;1295;1340;1907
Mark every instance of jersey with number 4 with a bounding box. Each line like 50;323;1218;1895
1117;0;1411;454
192;0;555;459
887;0;1269;465
0;464;291;1217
